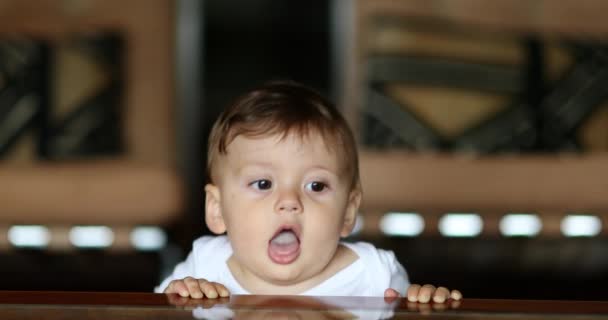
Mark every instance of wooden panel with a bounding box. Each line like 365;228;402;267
580;104;608;151
341;0;608;134
0;0;181;227
0;162;183;225
338;0;608;215
369;22;525;65
0;0;175;165
359;150;608;212
386;85;508;139
359;0;608;37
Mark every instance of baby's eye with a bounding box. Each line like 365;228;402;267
306;181;327;192
250;179;272;190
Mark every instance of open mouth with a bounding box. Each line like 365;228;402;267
268;226;301;265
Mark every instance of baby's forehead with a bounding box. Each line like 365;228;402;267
220;132;347;170
227;131;337;155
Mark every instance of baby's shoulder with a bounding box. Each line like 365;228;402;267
331;241;404;295
192;235;233;260
342;241;399;269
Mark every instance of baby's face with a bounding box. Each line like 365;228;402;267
207;131;359;288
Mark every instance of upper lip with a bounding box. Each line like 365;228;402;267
270;224;301;242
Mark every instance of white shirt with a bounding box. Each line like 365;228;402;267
155;235;409;297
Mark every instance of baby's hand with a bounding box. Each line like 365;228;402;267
164;276;230;299
384;284;462;303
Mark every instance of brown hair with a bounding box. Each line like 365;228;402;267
207;81;360;190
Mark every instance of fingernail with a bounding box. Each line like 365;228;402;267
433;295;446;303
452;291;462;300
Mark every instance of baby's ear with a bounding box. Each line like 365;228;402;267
205;184;226;234
340;188;362;237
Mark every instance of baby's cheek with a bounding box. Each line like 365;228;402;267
228;231;257;259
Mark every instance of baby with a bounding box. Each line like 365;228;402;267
156;81;461;303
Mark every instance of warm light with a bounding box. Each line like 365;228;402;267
8;225;50;248
561;215;602;237
130;226;167;251
499;214;542;237
380;212;424;237
438;213;483;237
69;226;114;248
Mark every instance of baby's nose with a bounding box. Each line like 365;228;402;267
279;202;300;212
275;191;302;214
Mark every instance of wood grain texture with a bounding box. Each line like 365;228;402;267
1;291;608;319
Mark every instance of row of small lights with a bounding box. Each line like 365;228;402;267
360;213;603;237
5;226;167;250
5;213;602;248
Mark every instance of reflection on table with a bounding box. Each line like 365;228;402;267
1;291;608;319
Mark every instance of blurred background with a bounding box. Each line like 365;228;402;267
1;0;608;300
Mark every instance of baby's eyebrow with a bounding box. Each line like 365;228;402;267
308;165;332;172
305;165;340;176
235;162;274;174
241;162;273;169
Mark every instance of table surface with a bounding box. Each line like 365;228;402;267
1;291;608;319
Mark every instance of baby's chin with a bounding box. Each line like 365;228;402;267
260;264;310;285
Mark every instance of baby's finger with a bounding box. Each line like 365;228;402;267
451;289;463;301
166;293;190;306
184;277;205;299
166;280;189;297
406;284;421;302
210;281;230;298
384;288;400;298
418;284;436;303
383;288;400;303
432;286;450;303
198;279;220;299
